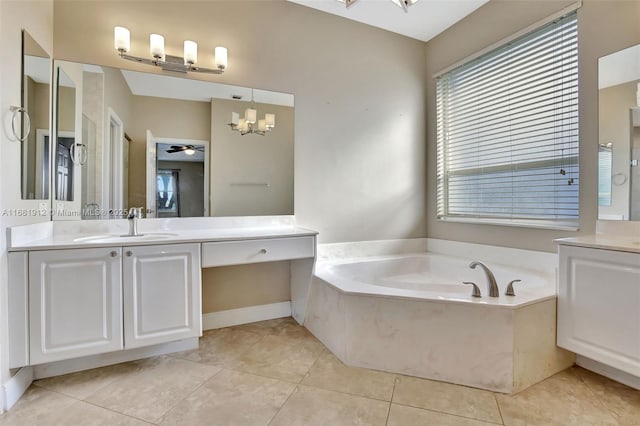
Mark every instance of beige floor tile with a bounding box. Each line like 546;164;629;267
85;355;221;423
393;375;502;424
160;369;295;426
575;367;640;426
170;327;263;367
33;361;140;400
388;403;501;426
0;386;77;426
301;351;396;401
496;369;619;426
269;385;390;426
232;333;325;383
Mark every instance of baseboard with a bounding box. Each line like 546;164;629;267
33;337;198;380
203;301;292;330
2;366;33;411
576;355;640;390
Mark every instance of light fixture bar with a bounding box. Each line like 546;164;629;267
114;26;227;74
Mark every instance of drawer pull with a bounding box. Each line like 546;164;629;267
126;250;133;257
259;249;267;254
110;251;118;258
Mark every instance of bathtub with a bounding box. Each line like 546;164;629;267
304;239;575;394
316;253;555;307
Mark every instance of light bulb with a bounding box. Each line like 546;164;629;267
245;108;257;125
150;33;165;59
184;148;195;155
265;113;275;129
114;26;130;53
184;40;197;65
215;46;227;70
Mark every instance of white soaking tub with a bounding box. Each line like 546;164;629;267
304;239;575;394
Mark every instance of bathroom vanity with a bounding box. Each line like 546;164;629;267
7;218;317;372
556;234;640;388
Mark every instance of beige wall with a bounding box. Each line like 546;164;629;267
598;81;636;219
210;98;294;216
53;0;428;243
202;262;291;313
425;0;640;252
56;86;76;132
0;0;53;393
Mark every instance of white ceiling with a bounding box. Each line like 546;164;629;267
288;0;489;42
120;69;294;107
599;44;640;89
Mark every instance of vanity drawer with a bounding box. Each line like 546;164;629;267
202;236;315;268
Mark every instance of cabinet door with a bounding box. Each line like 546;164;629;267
29;247;123;364
123;243;201;349
558;245;640;376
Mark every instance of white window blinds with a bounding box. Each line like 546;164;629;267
436;12;579;228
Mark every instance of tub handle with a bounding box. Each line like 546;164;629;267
505;279;522;296
462;281;482;298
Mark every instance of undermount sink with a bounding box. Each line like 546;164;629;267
74;233;178;243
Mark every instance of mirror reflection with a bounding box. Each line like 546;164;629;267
55;67;76;202
53;60;294;220
598;44;640;221
21;30;50;200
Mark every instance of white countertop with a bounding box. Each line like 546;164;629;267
8;217;318;251
555;235;640;254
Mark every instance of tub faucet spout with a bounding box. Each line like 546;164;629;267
469;261;499;297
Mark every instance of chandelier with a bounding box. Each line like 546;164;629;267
228;89;275;136
114;26;227;75
339;0;419;13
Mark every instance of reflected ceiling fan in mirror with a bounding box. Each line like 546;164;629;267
165;144;204;155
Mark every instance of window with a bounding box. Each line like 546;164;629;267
436;12;579;229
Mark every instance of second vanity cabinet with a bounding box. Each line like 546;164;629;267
557;244;640;377
28;243;201;364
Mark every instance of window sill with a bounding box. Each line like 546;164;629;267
437;216;579;232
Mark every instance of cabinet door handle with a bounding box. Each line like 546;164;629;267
126;251;133;257
259;249;267;254
110;251;118;258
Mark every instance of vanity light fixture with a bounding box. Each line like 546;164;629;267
228;89;275;136
338;0;419;13
114;26;228;74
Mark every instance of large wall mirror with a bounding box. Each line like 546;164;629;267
598;44;640;221
21;30;51;200
52;60;294;220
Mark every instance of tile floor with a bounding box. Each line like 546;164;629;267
1;317;639;425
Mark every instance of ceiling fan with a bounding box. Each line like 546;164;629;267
165;145;204;155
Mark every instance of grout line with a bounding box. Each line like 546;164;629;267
266;384;299;426
571;368;623;425
79;399;158;425
493;392;506;425
384;375;398;425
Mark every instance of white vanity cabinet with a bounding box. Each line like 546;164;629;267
29;247;124;364
27;243;201;365
557;244;640;377
123;243;201;348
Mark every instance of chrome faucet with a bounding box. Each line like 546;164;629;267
469;261;499;297
126;207;143;237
